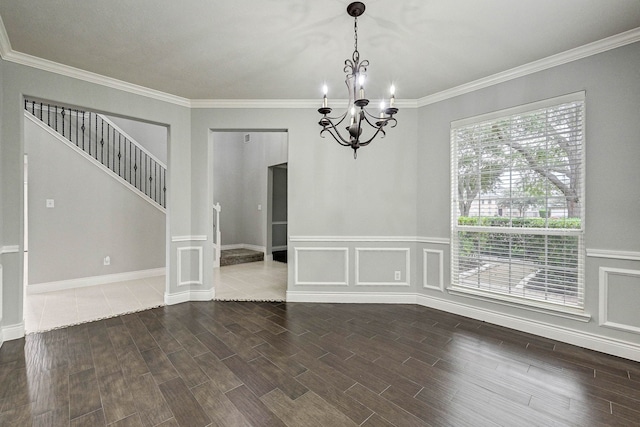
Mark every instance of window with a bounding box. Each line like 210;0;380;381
451;93;585;309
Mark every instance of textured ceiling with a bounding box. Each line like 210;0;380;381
1;0;639;100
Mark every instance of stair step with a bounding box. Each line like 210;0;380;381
220;249;264;266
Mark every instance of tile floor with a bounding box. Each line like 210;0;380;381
24;260;287;333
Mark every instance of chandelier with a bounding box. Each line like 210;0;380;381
318;2;398;158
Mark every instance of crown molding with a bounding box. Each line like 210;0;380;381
0;15;11;57
190;98;418;109
417;27;640;107
2;50;192;108
1;14;637;110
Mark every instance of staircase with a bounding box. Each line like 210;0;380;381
220;249;264;266
24;99;166;209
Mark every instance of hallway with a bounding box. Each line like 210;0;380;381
25;260;287;333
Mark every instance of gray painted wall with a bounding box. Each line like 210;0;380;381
0;59;196;332
25;118;165;285
1;41;639;359
212;131;287;248
414;42;640;346
105;115;168;165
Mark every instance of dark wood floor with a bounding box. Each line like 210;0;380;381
1;301;640;427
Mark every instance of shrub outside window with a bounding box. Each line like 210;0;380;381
451;93;585;309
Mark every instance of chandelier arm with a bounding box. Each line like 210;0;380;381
319;119;353;146
357;125;387;147
321;128;353;147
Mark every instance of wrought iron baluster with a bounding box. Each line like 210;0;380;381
55;105;58;133
75;109;79;146
128;140;132;184
88;113;92;156
82;112;85;150
134;147;138;191
118;135;122;177
31;100;35;115
39;102;43;121
100;121;104;164
61;107;66;138
47;104;51;126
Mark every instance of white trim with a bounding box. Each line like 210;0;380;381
588;249;640;261
418;28;640;107
599;267;640;335
446;286;591;322
416;237;451;245
0;245;20;254
286;291;416;304
25;113;166;213
294;247;349;286
271;245;287;252
415;294;640;363
355;247;410;286
177;246;203;286
1;321;26;342
290;235;449;244
190;98;417;109
451;91;585;128
1;11;636;111
27;267;166;294
0;15;11;58
164;287;214;305
423;249;444;292
272;221;288;226
1;47;190;108
172;235;207;242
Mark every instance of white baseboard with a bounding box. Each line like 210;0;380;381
286;291;417;304
415;294;640;362
1;321;26;344
28;267;166;294
220;243;266;253
165;287;214;305
284;290;640;362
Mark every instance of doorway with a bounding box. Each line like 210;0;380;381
210;130;288;300
22;102;168;332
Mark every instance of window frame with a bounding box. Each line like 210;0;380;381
449;92;586;314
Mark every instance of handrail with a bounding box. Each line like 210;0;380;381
24;99;167;208
99;115;167;169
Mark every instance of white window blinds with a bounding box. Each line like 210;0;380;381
451;93;585;309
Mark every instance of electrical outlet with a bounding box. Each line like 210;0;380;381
46;199;55;208
258;204;262;211
394;271;401;281
104;256;111;266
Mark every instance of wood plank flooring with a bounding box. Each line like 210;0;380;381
1;301;640;426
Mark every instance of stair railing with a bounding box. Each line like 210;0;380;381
24;99;166;208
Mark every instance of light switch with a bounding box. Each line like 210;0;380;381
258;204;262;211
46;199;55;208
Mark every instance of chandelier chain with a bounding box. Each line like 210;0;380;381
354;16;358;55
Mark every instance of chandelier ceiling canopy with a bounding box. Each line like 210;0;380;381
317;2;398;158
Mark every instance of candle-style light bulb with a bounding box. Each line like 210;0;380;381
389;85;396;108
350;107;356;125
322;84;328;108
358;75;365;100
379;101;385;119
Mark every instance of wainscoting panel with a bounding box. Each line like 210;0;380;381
599;267;640;334
294;247;348;286
177;246;203;286
355;248;410;286
423;248;444;291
